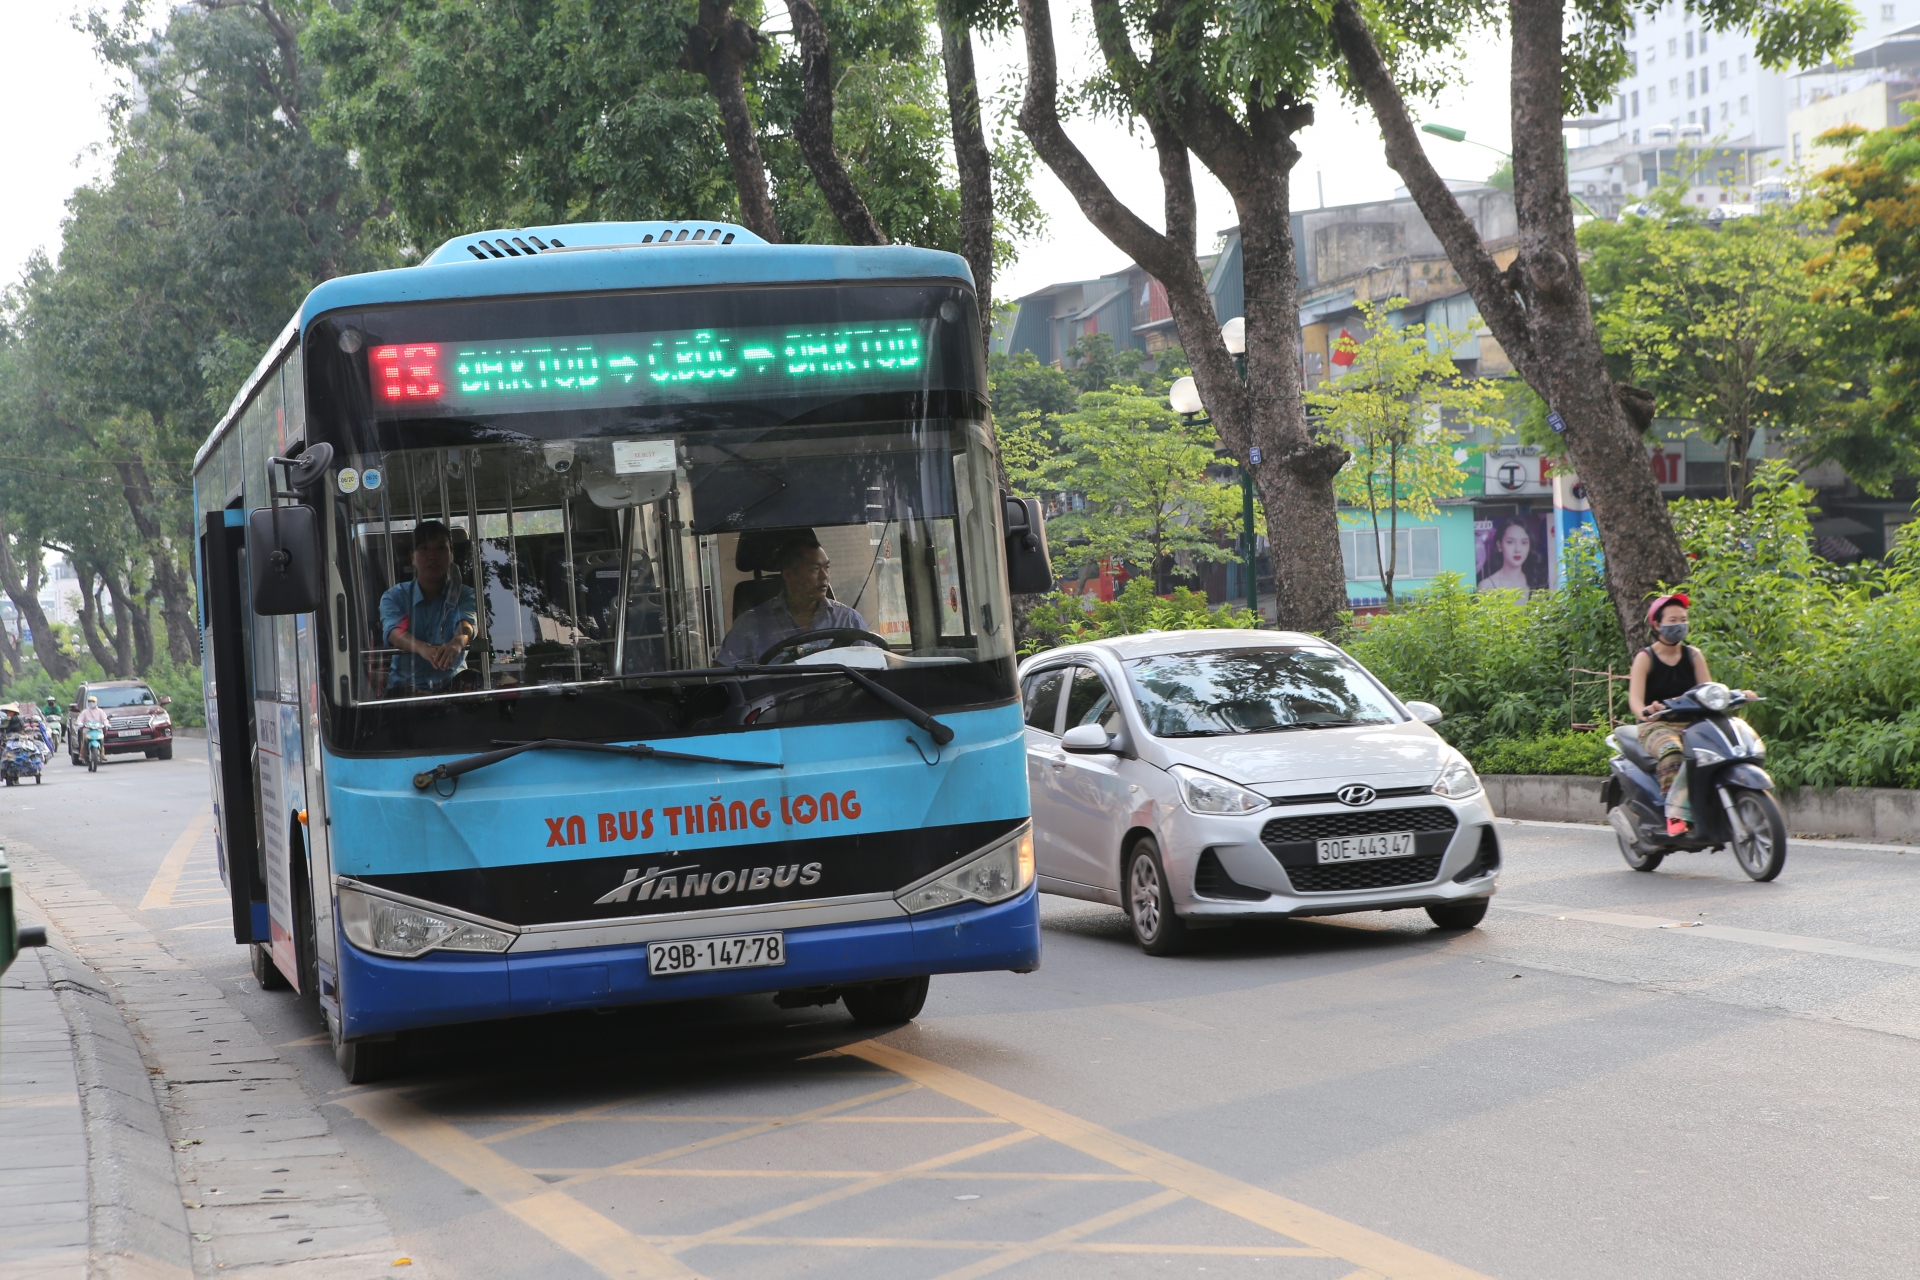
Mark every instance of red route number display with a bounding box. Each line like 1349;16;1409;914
370;344;443;401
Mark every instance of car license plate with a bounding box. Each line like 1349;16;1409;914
647;932;785;977
1316;830;1416;864
116;729;141;737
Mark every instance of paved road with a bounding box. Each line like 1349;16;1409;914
5;743;1920;1279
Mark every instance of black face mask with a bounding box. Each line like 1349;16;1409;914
1658;622;1689;644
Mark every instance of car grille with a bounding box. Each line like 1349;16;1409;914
1286;853;1446;893
108;715;148;731
1260;806;1459;844
1261;805;1459;895
1265;785;1434;806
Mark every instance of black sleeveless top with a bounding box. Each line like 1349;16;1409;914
1641;645;1700;704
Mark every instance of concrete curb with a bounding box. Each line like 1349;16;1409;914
22;911;194;1278
1484;773;1920;845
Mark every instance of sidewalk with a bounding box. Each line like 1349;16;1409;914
1;946;88;1280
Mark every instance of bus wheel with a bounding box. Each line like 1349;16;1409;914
843;976;930;1026
329;1010;403;1084
250;942;291;991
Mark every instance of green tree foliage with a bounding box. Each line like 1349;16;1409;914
1308;299;1502;602
1581;188;1856;504
1808;115;1920;493
1002;388;1242;592
1019;578;1255;654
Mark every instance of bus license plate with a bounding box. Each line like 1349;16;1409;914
1316;830;1415;864
647;932;785;977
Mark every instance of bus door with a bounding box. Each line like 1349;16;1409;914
200;508;268;945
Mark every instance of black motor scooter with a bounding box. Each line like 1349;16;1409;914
1602;682;1786;881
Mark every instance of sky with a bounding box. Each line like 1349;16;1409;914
0;0;1513;302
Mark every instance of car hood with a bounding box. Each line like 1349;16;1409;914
1152;720;1451;791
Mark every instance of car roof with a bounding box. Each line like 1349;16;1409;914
1023;628;1336;667
82;680;152;689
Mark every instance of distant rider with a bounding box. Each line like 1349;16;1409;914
1627;593;1755;836
74;695;112;749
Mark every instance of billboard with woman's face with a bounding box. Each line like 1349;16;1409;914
1475;512;1550;594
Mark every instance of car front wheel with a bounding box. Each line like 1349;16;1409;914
1426;898;1490;930
1125;838;1190;956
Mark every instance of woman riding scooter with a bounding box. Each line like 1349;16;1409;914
1628;593;1756;835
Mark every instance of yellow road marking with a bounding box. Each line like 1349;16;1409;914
139;807;211;910
663;1130;1034;1254
341;1089;698;1280
596;1167;1150;1183
481;1110;1003;1136
553;1083;918;1186
845;1040;1493;1280
680;1235;1328;1256
929;1188;1185;1280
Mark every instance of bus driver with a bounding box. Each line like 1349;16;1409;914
715;536;870;667
380;520;479;697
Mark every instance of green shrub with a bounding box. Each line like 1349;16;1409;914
1471;730;1614;777
1020;578;1257;655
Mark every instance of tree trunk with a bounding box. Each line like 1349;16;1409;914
102;571;136;677
0;522;78;682
1330;0;1690;645
938;7;996;353
116;576;156;675
681;0;782;243
788;0;888;246
0;607;22;689
1017;0;1349;633
111;454;200;666
75;571;119;675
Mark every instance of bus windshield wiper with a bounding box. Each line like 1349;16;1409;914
733;664;955;746
413;738;780;793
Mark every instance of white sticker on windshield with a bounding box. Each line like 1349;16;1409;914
613;440;676;474
336;468;360;494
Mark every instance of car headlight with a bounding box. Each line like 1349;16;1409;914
1168;764;1270;815
1431;753;1482;799
337;883;515;959
149;712;170;728
898;828;1035;913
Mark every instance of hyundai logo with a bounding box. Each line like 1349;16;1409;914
1336;785;1377;807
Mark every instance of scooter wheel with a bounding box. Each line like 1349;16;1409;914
1728;787;1787;882
1610;806;1664;872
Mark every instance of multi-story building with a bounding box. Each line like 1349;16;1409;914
1788;23;1920;166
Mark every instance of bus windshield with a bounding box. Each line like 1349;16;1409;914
305;283;1014;752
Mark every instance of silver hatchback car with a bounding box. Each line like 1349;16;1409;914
1018;629;1500;953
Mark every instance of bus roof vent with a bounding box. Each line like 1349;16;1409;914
423;221;766;266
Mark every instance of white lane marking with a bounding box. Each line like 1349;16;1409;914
1495;900;1920;969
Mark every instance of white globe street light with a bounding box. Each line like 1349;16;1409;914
1168;375;1204;416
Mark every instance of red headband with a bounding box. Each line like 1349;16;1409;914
1646;592;1691;625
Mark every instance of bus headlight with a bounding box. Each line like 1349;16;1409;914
898;828;1034;914
337;884;515;959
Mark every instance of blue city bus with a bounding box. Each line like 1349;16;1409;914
191;220;1049;1081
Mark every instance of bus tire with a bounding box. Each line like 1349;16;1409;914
843;975;929;1026
329;1009;403;1084
250;942;291;991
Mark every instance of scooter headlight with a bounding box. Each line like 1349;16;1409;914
1696;682;1733;712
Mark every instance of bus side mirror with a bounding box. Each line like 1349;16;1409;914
1002;494;1054;595
247;504;325;616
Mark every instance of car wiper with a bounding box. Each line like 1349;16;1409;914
732;664;955;746
413;737;781;793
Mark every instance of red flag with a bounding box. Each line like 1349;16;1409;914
1330;329;1357;367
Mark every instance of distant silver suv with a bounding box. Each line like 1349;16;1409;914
1018;630;1499;954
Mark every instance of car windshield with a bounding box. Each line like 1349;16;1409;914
91;686;157;709
1124;647;1402;737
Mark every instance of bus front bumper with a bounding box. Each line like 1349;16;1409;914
334;885;1040;1041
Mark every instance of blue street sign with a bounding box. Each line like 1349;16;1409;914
1547;411;1567;435
1248;446;1262;465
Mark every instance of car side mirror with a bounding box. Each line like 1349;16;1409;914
247;503;324;616
1001;493;1054;595
1404;700;1444;726
159;695;172;706
1061;724;1113;753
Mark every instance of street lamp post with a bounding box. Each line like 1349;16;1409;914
1420;122;1598;217
1168;317;1260;618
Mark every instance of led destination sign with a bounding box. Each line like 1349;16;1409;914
369;323;927;412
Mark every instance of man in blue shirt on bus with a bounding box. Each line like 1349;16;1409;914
716;536;870;666
379;520;478;696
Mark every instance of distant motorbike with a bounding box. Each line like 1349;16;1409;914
2;733;45;786
81;723;105;773
1603;682;1786;881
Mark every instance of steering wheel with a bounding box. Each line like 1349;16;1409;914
757;627;893;666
